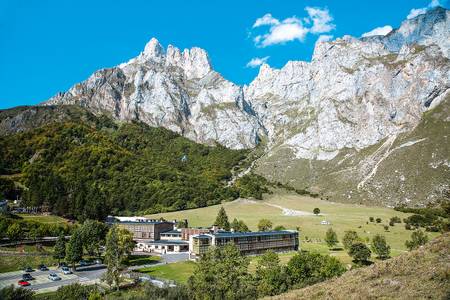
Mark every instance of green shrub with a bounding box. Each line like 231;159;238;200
286;251;345;288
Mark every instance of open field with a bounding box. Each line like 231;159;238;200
137;261;196;284
147;191;440;263
16;214;69;225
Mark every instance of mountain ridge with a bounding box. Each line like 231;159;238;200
3;7;448;207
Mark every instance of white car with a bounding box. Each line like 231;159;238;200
61;266;72;274
48;273;61;281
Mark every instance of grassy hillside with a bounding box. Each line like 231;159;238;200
255;96;450;207
148;191;440;263
0;106;260;220
268;233;450;300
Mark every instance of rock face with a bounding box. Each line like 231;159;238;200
246;7;449;160
44;7;450;206
47;38;261;150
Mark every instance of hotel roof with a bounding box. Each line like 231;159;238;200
160;230;182;235
213;230;297;238
143;240;189;246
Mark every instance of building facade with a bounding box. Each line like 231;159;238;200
106;216;174;240
190;230;299;256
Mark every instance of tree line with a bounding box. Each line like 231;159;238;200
0;214;73;241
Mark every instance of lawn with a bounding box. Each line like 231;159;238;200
125;255;161;267
147;191;439;263
16;214;69;225
137;261;196;284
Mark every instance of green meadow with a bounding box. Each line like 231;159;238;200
148;191;439;264
16;213;69;225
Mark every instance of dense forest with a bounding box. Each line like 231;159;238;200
0;106;267;221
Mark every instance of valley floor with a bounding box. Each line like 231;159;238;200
148;191;440;264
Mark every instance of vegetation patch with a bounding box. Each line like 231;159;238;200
0;106;268;220
137;261;196;284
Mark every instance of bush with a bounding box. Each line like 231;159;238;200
375;218;382;223
258;219;273;232
404;214;437;228
313;208;320;215
342;231;361;250
0;285;34;300
55;283;99;300
188;243;255;299
255;251;288;297
369;217;374;222
390;216;402;224
371;234;390;259
405;230;429;251
348;242;371;263
286;251;345;288
274;225;286;231
325;228;338;248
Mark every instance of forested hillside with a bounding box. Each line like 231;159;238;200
0;106;259;220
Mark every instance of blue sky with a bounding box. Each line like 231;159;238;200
0;0;447;109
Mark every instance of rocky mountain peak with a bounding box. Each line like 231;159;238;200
46;8;449;156
142;37;165;60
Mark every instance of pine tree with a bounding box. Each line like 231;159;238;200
53;233;66;265
214;207;230;231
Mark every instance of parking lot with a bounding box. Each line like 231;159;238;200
0;265;106;293
0;253;190;293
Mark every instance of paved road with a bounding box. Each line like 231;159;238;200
161;252;190;263
0;253;191;292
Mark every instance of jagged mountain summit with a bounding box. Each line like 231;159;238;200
42;7;449;206
47;38;261;150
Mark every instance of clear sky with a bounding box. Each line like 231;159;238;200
0;0;447;109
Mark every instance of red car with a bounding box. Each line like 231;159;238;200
18;280;30;286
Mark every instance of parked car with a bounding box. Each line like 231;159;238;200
22;273;33;281
95;258;102;265
79;260;93;267
61;266;72;275
48;273;61;281
24;267;33;272
18;280;30;286
38;264;49;271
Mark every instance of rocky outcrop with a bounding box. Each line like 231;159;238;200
47;38;261;149
246;7;449;160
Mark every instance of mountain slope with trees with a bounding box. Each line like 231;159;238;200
0;105;265;220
